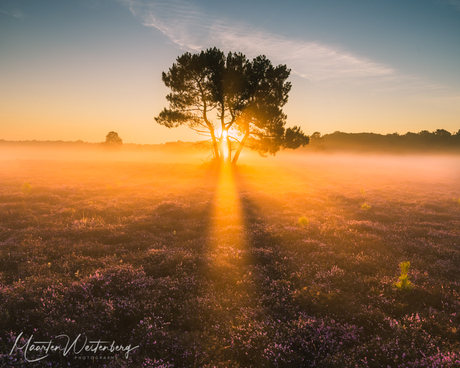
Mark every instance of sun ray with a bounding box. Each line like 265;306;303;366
204;164;252;303
209;165;244;248
222;130;229;161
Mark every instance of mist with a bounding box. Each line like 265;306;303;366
2;140;459;185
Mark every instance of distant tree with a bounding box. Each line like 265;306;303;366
310;132;322;141
105;131;123;146
418;130;432;138
309;131;325;150
434;129;452;139
155;47;309;164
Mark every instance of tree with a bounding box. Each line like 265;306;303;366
309;131;325;150
105;131;123;146
155;48;309;164
434;129;452;139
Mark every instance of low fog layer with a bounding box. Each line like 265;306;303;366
1;141;459;193
0;141;207;164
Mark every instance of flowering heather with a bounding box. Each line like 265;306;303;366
0;156;460;367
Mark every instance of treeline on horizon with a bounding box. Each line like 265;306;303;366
306;128;460;153
1;128;460;154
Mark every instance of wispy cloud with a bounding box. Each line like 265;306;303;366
0;8;25;20
119;0;394;82
119;0;456;101
358;74;447;94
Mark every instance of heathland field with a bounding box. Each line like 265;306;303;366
1;153;460;367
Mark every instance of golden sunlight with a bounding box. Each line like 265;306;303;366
210;165;243;243
207;165;248;284
222;130;229;161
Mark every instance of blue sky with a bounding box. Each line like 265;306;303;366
1;0;459;143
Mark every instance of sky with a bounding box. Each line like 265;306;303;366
1;0;459;144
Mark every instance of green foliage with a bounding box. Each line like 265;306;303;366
298;216;309;227
284;126;310;149
361;202;371;210
394;261;413;291
21;182;32;194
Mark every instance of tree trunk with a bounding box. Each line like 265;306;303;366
202;97;219;160
210;129;220;160
226;134;232;164
232;129;250;165
218;135;224;162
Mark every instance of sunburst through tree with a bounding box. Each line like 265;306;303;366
155;48;309;165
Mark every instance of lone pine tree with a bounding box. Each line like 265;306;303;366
155;48;309;164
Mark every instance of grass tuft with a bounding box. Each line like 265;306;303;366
21;182;32;194
394;261;413;291
298;216;309;227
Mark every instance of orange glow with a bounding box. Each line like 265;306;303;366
207;165;247;282
211;164;243;237
222;130;229;161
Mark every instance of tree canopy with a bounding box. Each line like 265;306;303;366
155;48;309;164
105;131;123;146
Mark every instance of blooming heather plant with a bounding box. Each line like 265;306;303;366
2;158;460;367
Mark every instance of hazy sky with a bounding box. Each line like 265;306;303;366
1;0;459;144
